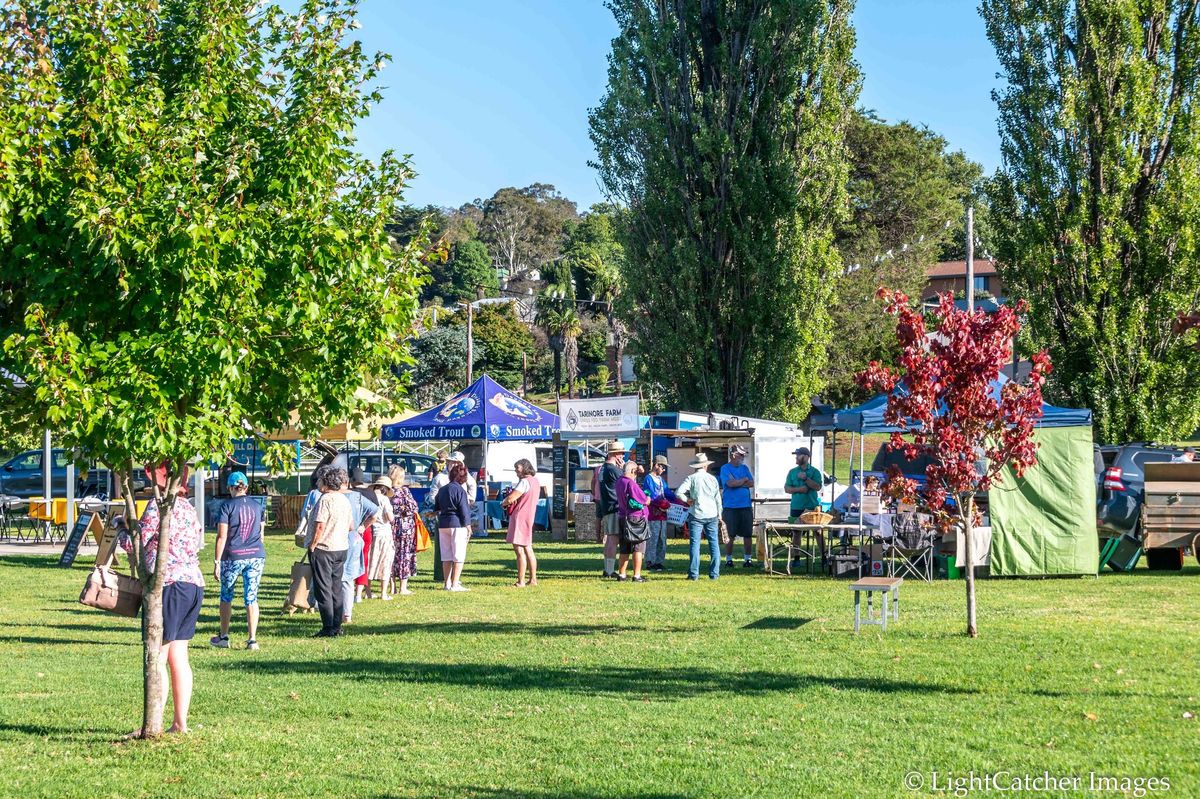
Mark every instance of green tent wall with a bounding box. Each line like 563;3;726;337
989;425;1098;577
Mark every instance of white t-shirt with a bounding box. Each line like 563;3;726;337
435;468;478;505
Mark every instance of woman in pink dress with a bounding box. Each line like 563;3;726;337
501;458;540;587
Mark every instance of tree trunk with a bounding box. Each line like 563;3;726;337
963;493;978;638
127;462;185;738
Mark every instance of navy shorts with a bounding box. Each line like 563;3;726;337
162;581;203;642
723;507;754;540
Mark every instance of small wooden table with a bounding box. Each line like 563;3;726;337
849;576;902;632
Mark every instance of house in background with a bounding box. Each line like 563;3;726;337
922;259;1006;305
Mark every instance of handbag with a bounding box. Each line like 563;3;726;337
79;551;143;618
718;517;730;546
414;514;431;553
285;552;313;614
621;515;650;544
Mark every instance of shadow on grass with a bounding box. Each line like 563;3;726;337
741;616;814;630
0;555;64;569
0;633;136;647
372;790;691;799
0;721;114;742
217;657;976;700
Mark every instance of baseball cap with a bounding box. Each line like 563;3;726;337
792;447;811;456
226;471;249;487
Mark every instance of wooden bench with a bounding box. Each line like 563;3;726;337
849;576;903;632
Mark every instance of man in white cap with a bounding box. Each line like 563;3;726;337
676;452;724;580
720;443;755;567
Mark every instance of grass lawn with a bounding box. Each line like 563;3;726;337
1;533;1198;798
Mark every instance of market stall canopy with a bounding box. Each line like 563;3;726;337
814;374;1092;434
381;375;559;442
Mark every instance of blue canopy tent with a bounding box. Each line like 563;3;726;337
381;375;559;442
814;375;1096;577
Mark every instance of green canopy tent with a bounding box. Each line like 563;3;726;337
817;378;1097;577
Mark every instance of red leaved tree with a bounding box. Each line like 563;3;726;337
856;289;1052;637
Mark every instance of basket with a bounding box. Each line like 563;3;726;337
799;510;834;526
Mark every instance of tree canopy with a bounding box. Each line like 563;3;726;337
591;0;860;420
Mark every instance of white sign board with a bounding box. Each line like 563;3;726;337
558;396;641;435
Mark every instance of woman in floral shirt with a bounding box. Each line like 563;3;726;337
389;465;420;596
118;463;204;734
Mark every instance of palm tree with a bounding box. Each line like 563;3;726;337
580;252;626;390
536;281;583;397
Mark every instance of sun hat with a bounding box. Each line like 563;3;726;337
606;440;625;455
653;455;669;467
226;471;249;488
447;450;466;462
371;475;393;490
688;453;712;469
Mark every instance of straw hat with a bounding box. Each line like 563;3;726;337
688;453;712;469
653;455;669;467
606;440;625;455
371;475;394;490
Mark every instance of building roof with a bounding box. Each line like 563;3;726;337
926;259;998;278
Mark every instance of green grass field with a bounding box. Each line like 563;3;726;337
1;534;1198;798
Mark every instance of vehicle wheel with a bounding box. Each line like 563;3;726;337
1145;547;1184;571
1193;535;1200;567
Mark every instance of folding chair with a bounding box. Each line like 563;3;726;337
887;512;935;582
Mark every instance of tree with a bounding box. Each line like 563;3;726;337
408;325;484;407
590;0;859;419
477;184;577;281
536;279;583;397
857;289;1051;637
439;239;497;302
564;207;628;388
828;112;977;406
0;1;425;737
448;303;538;390
982;0;1200;443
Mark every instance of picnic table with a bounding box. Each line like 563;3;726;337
760;521;879;577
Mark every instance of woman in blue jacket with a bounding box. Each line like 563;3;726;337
436;462;473;592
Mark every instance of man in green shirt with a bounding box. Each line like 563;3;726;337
784;447;823;570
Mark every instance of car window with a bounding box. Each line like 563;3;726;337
6;452;39;471
1122;449;1175;482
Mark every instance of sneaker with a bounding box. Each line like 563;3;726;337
313;630;334;638
632;576;648;583
743;559;754;567
725;558;734;566
245;639;259;651
615;574;628;582
687;575;699;581
449;584;470;592
602;571;613;579
209;635;229;649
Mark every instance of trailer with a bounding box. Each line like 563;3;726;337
1140;461;1200;570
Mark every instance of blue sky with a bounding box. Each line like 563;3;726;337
350;0;1002;210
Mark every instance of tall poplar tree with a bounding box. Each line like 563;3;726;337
590;0;859;419
983;0;1200;443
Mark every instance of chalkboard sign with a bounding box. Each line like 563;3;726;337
58;511;101;568
551;443;568;520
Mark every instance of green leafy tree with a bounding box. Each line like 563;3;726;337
590;0;859;419
434;239;496;303
477;184;577;281
828;112;976;405
982;0;1200;442
536;279;583;397
0;1;424;737
564;207;628;388
408;324;484;407
448;303;536;390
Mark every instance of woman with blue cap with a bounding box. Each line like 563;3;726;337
210;471;266;651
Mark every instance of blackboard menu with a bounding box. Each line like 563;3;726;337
58;511;100;568
551;443;568;520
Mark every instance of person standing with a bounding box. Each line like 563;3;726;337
306;467;353;638
595;441;625;578
389;465;420;596
615;459;651;582
643;455;678;571
677;453;723;580
720;444;755;567
118;462;204;734
784;447;824;569
339;473;378;624
436;462;473;591
364;475;396;600
210;472;265;651
501;458;540;587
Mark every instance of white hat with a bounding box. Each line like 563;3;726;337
689;453;712;469
447;450;466;462
371;475;393;490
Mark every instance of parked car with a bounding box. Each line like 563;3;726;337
0;449;144;498
1095;443;1184;537
344;451;438;488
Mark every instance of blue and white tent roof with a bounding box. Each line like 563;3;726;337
381;375;559;442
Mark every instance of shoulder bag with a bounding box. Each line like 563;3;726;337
621;515;650;544
79;550;143;618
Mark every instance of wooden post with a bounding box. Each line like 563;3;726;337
966;206;975;311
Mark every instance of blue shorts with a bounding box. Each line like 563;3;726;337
162;582;203;642
219;557;265;605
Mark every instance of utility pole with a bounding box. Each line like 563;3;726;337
522;351;528;396
463;300;474;385
966;205;975;312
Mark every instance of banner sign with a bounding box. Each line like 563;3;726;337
558;396;641;435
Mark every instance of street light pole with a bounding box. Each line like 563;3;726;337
462;300;474;385
966;205;975;312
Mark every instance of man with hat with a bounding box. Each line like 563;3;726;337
676;452;724;580
595;440;625;578
1173;447;1197;463
720;443;756;567
210;471;265;650
784;447;824;568
643;454;679;571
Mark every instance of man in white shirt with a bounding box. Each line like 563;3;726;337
1172;447;1196;463
676;453;724;581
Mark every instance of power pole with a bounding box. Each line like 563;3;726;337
522;351;528;396
463;300;474;384
966;205;975;312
